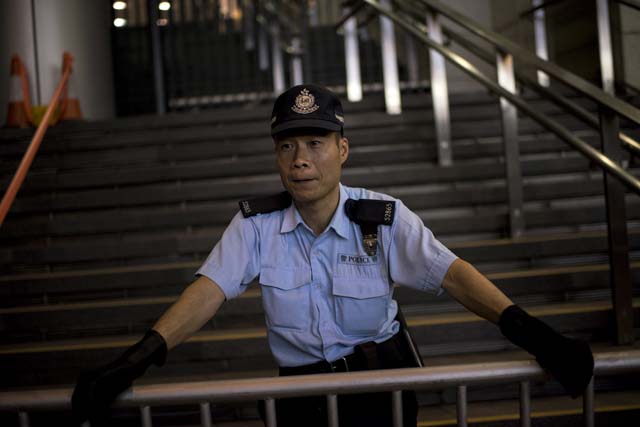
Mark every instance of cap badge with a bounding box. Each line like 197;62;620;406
292;88;319;114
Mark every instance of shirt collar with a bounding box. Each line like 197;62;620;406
280;184;350;239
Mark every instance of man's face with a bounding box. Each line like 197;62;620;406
274;131;349;205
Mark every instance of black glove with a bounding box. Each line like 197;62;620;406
72;329;168;426
499;305;594;398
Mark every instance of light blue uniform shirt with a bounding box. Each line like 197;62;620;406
196;183;458;367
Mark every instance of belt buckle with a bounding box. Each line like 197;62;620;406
331;356;349;373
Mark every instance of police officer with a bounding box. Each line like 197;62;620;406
72;85;594;427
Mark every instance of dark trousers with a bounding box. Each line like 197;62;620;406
259;334;419;427
262;389;417;427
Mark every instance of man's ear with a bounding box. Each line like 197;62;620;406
339;137;349;165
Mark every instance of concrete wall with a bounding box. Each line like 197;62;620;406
620;3;640;91
438;0;495;93
0;0;115;126
0;0;39;125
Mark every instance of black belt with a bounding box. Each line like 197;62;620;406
280;333;406;376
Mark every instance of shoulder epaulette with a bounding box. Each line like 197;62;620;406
344;198;395;256
344;199;395;226
239;191;292;218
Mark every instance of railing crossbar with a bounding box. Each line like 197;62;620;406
352;0;640;195
2;351;639;427
411;0;640;125
438;22;640;157
1;351;638;411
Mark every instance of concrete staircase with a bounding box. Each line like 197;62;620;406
1;88;639;425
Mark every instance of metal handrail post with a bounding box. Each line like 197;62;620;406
343;9;363;102
392;390;403;427
265;398;277;427
597;0;616;94
456;385;468;427
271;23;286;94
148;0;166;115
141;405;152;427
379;0;402;114
519;381;531;427
532;0;550;87
414;0;640;124
327;394;339;427
426;10;453;166
18;411;29;427
600;107;634;344
496;50;525;238
583;377;595;427
244;0;256;50
200;402;212;427
440;23;640;157
404;33;420;86
290;35;304;86
597;0;634;345
359;0;640;194
258;22;270;71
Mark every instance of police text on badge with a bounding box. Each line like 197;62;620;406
338;253;379;265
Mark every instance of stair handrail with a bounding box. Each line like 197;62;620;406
0;53;74;227
339;0;640;195
410;0;640;124
429;14;640;157
408;0;640;124
519;0;640;17
1;349;639;427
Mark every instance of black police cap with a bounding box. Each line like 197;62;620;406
271;84;344;136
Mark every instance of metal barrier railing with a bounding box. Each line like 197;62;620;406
1;349;639;427
435;23;640;158
337;0;640;347
0;52;74;227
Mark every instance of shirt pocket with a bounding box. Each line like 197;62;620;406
259;266;312;331
332;275;390;336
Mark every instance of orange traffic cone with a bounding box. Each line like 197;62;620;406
4;55;33;128
59;52;82;121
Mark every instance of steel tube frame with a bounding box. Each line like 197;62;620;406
258;22;269;71
343;10;363;102
327;394;339;427
456;385;468;427
18;411;29;427
597;0;633;345
379;0;402;114
148;0;166;115
618;0;640;10
599;107;634;344
392;390;403;427
520;381;531;427
584;377;595;427
426;11;452;166
265;398;276;427
358;0;640;195
405;33;420;85
496;50;525;237
200;402;212;427
411;0;640;124
2;351;639;418
439;23;640;158
244;0;255;51
532;0;550;87
290;36;304;86
141;405;152;427
270;23;286;94
597;0;615;94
